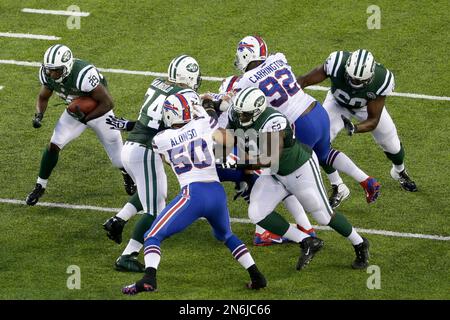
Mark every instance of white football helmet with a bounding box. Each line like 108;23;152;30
162;93;195;127
345;49;376;88
43;44;74;83
234;35;268;73
218;75;239;94
167;55;202;91
232;87;267;126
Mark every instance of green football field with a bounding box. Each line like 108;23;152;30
0;0;449;300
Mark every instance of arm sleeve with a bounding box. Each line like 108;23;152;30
376;69;395;96
77;66;101;92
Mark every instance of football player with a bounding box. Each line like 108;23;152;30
122;92;266;294
230;36;380;209
223;87;370;270
208;76;316;246
26;44;136;206
104;55;203;273
297;49;417;192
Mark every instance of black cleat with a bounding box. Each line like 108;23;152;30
329;183;350;209
115;252;145;273
103;216;127;244
296;237;324;270
246;265;267;290
121;170;136;195
390;168;418;192
25;183;46;206
122;268;157;295
352;237;370;269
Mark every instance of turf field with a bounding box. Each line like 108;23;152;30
0;0;449;300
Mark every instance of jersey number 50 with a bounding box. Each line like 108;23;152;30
167;138;212;175
258;68;300;107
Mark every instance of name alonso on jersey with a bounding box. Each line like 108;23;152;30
170;128;198;147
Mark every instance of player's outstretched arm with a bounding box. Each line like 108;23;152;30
32;85;53;128
297;65;328;88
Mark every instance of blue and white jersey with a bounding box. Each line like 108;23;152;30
234;52;316;124
152;115;219;188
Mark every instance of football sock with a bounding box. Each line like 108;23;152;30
331;150;368;183
38;147;59;179
384;144;405;166
116;193;142;221
282;195;312;230
255;225;265;234
326;170;344;186
131;213;156;244
257;211;290;236
393;163;405;173
226;235;255;269
122;239;143;256
328;211;353;237
283;224;309;243
143;243;161;269
321;163;336;175
37;177;48;188
347;228;364;246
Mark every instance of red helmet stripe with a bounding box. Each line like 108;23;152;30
226;76;239;93
175;94;191;121
254;36;267;58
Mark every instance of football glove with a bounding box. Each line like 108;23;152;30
67;105;87;124
106;115;135;131
32;112;43;128
341;115;356;136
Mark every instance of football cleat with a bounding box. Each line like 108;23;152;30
25;183;46;206
352;237;370;269
103;216;127;244
253;230;292;246
115;252;145;273
360;177;381;203
121;170;136;196
329;183;350;209
122;277;157;295
246;275;267;290
390;168;418;192
296;237;324;270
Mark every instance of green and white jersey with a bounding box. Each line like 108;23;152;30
228;107;312;176
324;51;395;110
39;58;106;103
127;78;197;148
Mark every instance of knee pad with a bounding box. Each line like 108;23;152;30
248;202;270;224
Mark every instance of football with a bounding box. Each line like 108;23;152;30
67;96;98;114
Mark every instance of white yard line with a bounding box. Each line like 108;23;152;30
1;198;449;241
21;8;90;17
0;86;4;90
0;59;448;101
0;32;60;40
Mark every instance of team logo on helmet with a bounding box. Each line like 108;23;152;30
186;63;199;72
238;42;255;53
61;50;72;63
163;100;178;116
254;96;265;108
